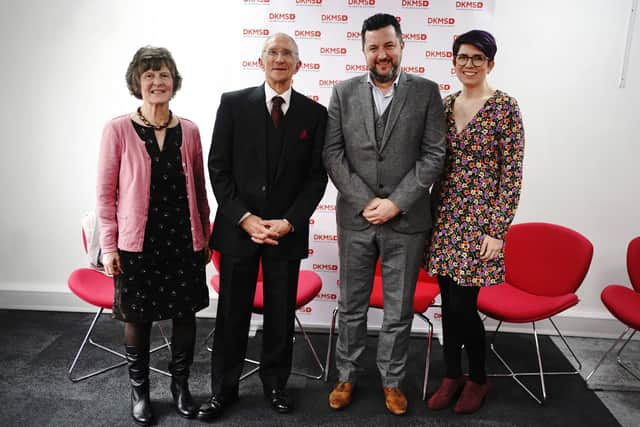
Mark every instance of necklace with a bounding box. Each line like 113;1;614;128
137;107;172;130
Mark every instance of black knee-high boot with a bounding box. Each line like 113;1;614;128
126;345;154;426
169;320;197;418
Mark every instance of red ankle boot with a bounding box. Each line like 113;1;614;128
427;377;466;410
453;380;490;414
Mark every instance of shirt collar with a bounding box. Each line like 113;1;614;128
264;83;292;113
367;70;402;90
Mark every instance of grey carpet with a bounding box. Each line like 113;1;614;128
0;310;622;426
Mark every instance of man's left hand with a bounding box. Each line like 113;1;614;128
362;198;401;225
261;219;293;243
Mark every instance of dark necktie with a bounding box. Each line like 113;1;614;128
271;96;284;128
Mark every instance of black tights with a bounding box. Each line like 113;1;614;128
124;316;196;352
438;275;486;384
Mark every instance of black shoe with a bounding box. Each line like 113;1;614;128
265;388;292;414
196;394;237;421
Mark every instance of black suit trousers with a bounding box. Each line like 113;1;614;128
211;251;301;396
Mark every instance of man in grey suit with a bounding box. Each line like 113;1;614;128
323;13;446;415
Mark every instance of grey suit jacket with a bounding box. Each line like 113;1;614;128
323;72;446;233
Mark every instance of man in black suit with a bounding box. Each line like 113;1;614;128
197;33;328;420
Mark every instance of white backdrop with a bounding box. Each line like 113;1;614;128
1;0;639;338
230;0;495;330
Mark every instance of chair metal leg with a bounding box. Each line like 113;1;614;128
487;321;545;404
324;306;339;382
616;330;640;382
416;313;434;400
586;328;640;391
208;313;326;381
549;318;582;371
290;314;325;379
68;308;127;382
487;318;583;404
532;323;547;402
204;326;215;352
68;309;171;382
149;322;171;377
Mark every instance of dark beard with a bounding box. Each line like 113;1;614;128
369;63;399;83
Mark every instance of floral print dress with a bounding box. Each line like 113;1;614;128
428;90;525;287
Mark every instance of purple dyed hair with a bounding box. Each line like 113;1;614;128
453;30;497;61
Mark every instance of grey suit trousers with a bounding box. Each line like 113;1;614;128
335;224;427;387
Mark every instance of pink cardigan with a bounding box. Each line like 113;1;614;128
96;114;210;253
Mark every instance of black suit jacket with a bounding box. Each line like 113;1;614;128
209;85;328;260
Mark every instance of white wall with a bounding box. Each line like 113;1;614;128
0;0;638;337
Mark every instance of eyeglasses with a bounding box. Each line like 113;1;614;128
264;48;297;60
455;54;487;67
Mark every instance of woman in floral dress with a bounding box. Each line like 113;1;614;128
426;30;525;414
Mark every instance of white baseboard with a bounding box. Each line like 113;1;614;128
0;283;634;340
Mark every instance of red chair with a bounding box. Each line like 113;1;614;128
586;236;640;389
324;259;440;399
206;249;325;380
67;226;170;382
477;222;593;404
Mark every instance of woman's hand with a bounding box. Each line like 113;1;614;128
103;251;122;276
479;235;503;261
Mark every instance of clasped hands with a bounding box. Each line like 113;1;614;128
241;214;292;245
362;197;401;225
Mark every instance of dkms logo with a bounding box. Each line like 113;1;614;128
348;0;376;7
320;47;348;56
313;234;338;242
427;17;455;26
312;263;339;272
403;33;428;42
346;31;361;40
401;0;430;7
456;1;484;9
268;12;296;22
241;60;260;69
401;65;426;74
319;79;341;88
242;28;270;38
294;29;322;39
316;204;337;212
302;62;321;71
425;50;453;59
321;14;349;23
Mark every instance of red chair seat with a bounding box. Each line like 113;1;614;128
68;268;114;309
601;284;640;331
210;270;322;313
478;282;579;323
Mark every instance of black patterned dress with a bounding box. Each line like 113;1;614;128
112;122;209;322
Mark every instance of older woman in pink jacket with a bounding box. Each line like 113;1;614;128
96;46;210;425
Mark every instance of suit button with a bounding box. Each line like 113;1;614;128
261;185;266;192
378;184;383;189
377;155;383;161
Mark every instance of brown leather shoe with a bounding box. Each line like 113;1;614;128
453;380;490;414
427;376;466;410
382;387;407;415
329;382;353;410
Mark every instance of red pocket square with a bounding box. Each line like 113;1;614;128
298;128;309;140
